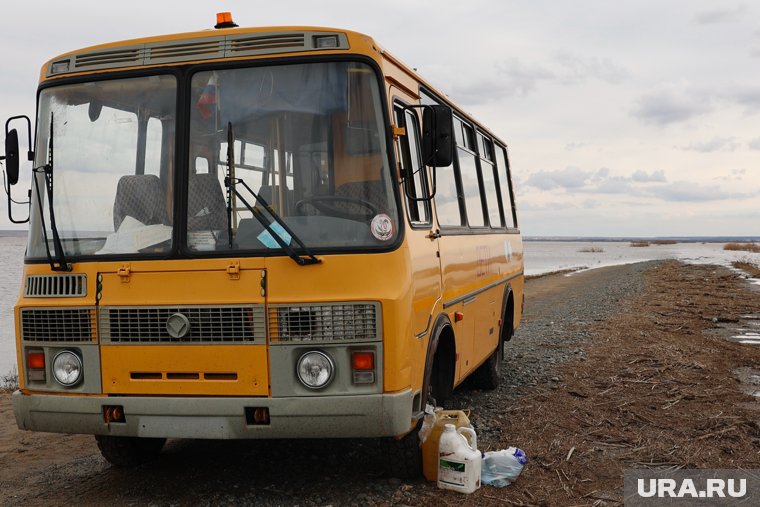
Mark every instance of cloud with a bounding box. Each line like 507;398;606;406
749;137;760;150
693;4;748;24
428;57;556;105
726;86;760;113
631;87;713;125
494;58;556;96
681;137;740;152
632;170;667;182
715;169;747;182
646;181;754;202
553;51;629;85
521;165;756;204
524;166;594;190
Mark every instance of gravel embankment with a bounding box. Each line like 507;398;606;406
444;261;655;451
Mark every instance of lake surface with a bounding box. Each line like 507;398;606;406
1;236;759;377
524;240;760;277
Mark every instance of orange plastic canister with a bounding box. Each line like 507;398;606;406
421;409;472;481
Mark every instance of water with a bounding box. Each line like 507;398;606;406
525;240;760;279
0;236;26;379
0;236;758;377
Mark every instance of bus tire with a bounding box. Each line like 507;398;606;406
95;435;166;467
471;339;503;390
380;424;422;479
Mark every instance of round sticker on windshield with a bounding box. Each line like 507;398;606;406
370;214;394;241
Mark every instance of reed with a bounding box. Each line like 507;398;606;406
724;242;760;253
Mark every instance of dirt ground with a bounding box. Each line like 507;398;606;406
1;260;759;506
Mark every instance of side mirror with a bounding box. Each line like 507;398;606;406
88;102;103;122
4;128;19;185
422;105;453;168
3;115;33;224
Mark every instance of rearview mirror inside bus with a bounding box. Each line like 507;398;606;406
4;128;20;185
422;105;453;167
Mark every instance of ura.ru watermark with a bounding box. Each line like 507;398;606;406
624;469;760;506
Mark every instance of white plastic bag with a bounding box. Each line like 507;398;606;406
480;447;528;487
418;404;437;444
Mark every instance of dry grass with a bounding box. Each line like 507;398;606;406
630;240;650;247
651;239;677;245
724;242;760;253
578;247;604;253
0;365;18;392
498;262;760;507
733;261;760;278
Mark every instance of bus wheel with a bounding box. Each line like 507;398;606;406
95;435;166;467
380;424;422;479
471;340;503;390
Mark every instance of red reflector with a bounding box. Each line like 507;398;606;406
28;351;45;370
352;351;374;370
454;311;464;322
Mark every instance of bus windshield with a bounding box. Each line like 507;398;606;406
26;75;177;259
186;61;398;253
26;61;399;259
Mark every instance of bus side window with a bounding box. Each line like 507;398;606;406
394;105;430;225
455;119;485;227
476;132;502;228
494;144;517;229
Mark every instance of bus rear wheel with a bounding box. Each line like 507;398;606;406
471;340;504;390
95;435;166;467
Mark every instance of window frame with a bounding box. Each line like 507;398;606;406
393;100;432;227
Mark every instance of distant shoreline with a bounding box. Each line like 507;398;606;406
2;230;758;243
525;236;760;243
0;230;27;237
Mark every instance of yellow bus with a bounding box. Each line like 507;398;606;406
3;14;523;476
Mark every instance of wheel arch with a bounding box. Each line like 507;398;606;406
421;313;456;406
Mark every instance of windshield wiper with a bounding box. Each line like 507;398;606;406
224;122;320;266
32;113;71;272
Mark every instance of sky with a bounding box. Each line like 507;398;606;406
0;0;758;237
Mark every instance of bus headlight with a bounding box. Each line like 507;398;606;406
52;351;83;387
296;351;334;389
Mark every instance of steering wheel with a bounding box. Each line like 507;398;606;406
295;196;380;221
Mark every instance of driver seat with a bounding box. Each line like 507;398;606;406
333;180;386;216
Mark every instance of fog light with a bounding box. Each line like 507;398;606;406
296;351;334;389
52;350;83;387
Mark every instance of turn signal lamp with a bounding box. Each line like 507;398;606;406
27;351;45;370
352;351;376;384
352;351;374;370
27;350;46;382
214;12;239;29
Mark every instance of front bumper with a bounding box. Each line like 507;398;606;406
12;389;414;439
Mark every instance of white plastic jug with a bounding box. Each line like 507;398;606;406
437;423;481;493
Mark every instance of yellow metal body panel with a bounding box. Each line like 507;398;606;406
100;345;269;396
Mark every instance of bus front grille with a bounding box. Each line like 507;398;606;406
21;308;96;342
100;305;266;344
268;302;381;343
